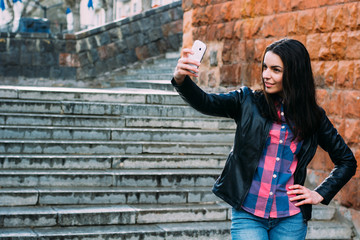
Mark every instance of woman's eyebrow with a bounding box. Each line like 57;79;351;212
263;62;283;69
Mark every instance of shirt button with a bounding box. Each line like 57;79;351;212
279;140;283;144
273;174;277;178
276;157;280;161
269;192;273;196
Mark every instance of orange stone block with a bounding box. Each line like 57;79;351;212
215;23;226;41
250;62;262;86
297;9;315;34
290;0;303;10
330;32;347;59
205;5;214;24
266;0;279;14
243;0;255;17
312;61;326;87
345;2;359;30
213;4;223;24
230;0;244;20
233;20;243;39
316;88;329;111
251;17;264;38
278;0;291;12
314;7;327;33
345;119;360;144
346;31;360;60
206;24;218;41
328;90;344;117
343;90;360;118
318;33;332;61
254;0;268;16
192;7;208;27
306;34;322;60
220;63;242;86
224;22;234;39
287;12;298;35
262;14;289;38
254;39;266;62
324;61;338;87
245;40;255;61
237;40;247;62
337;61;354;89
326;5;345;32
355;60;360;90
220;2;233;22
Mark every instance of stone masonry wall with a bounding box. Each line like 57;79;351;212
182;0;360;232
0;1;183;87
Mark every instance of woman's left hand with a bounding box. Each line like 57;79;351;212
287;184;324;206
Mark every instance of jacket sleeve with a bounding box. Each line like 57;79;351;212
314;111;357;205
171;76;246;119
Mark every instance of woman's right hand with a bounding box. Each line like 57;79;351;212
173;48;201;85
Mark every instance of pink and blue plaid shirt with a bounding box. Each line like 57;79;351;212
242;101;303;219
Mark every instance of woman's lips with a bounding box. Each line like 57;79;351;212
264;82;274;88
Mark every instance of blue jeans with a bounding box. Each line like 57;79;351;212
231;208;307;240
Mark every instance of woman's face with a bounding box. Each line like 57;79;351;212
262;51;284;96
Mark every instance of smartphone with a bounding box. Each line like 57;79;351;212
188;40;207;73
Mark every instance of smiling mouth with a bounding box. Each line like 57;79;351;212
264;82;274;88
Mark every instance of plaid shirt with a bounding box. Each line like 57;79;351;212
242;101;303;218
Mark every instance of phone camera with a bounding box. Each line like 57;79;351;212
199;48;201;50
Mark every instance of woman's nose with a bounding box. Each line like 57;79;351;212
263;68;270;79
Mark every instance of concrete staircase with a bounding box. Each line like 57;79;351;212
0;53;355;239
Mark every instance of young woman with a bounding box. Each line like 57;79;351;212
172;38;357;240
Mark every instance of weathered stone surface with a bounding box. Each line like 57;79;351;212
0;2;183;84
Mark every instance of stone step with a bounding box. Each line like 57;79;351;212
0;100;207;117
0;113;235;130
0;154;226;169
115;73;173;81
139;56;178;68
0;203;230;228
125;80;175;91
1;139;232;155
0;169;222;187
0;86;180;104
126;68;174;75
0;207;349;240
0;112;127;128
311;204;336;221
0;126;235;142
0;186;218;207
0;221;231;239
155;55;179;65
0;219;352;240
306;220;353;240
125;115;236;130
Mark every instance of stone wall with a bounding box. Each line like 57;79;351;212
182;0;360;232
0;1;183;87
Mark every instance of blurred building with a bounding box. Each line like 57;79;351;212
113;0;178;20
0;0;180;33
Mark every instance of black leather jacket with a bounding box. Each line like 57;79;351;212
172;76;357;221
